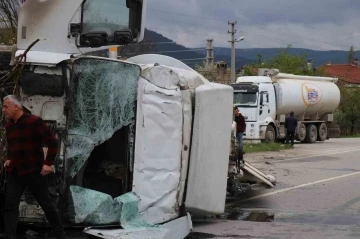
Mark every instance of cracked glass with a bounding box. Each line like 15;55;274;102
66;58;140;179
65;57;140;224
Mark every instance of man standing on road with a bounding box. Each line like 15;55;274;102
234;107;246;146
285;111;298;147
1;95;66;239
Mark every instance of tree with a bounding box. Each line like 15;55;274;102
0;0;21;44
347;45;355;64
336;87;360;136
242;45;325;77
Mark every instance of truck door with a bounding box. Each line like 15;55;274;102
259;91;270;121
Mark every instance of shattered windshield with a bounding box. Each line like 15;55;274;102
64;57;140;225
66;58;140;180
234;92;258;106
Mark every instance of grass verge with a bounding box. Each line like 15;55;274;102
243;143;292;153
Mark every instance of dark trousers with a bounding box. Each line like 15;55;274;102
4;172;63;239
286;131;295;146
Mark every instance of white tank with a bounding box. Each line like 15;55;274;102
274;78;340;119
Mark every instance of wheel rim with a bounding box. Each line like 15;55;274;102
266;128;275;142
297;124;306;141
311;126;317;140
320;127;325;137
319;123;327;140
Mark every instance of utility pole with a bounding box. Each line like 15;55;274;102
206;39;214;67
228;21;244;84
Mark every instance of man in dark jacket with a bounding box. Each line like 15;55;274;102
2;95;66;239
234;107;246;146
285;111;298;147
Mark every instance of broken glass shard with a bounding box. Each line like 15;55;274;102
67;185;122;225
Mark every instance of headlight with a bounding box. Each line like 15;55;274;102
250;129;255;133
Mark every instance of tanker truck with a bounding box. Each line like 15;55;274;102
232;68;341;143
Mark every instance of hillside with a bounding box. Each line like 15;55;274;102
214;47;360;67
90;29;358;69
140;29;254;68
144;29;359;68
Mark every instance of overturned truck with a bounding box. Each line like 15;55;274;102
2;53;236;237
0;0;275;238
0;53;274;238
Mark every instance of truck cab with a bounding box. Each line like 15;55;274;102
232;76;277;142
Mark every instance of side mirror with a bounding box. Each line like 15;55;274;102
260;94;264;105
113;30;133;45
126;0;138;9
80;32;108;48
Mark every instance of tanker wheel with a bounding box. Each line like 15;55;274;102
296;123;306;142
305;124;317;143
263;125;276;143
317;123;328;141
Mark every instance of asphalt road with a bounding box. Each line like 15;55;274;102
188;138;360;239
8;138;360;239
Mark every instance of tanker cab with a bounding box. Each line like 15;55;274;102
232;82;276;140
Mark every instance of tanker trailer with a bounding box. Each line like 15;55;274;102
232;69;341;143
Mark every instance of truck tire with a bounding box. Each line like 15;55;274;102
317;123;328;141
305;124;317;143
263;125;276;143
296;123;306;142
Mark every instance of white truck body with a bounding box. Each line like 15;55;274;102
233;69;341;143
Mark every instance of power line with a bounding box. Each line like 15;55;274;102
138;41;177;45
150;24;358;52
124;48;206;55
147;9;357;49
150;26;318;50
180;58;206;61
146;23;293;50
148;16;353;49
151;48;205;54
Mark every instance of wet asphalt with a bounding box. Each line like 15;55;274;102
188;138;360;239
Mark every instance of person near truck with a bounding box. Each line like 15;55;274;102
285;111;298;147
1;95;67;239
234;107;246;146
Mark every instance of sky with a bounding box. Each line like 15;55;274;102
146;0;360;51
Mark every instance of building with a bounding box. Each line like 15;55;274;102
322;60;360;86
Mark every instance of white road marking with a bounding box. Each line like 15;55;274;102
297;146;360;153
228;171;360;205
272;148;360;163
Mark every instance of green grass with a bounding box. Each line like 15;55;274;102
243;143;292;153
